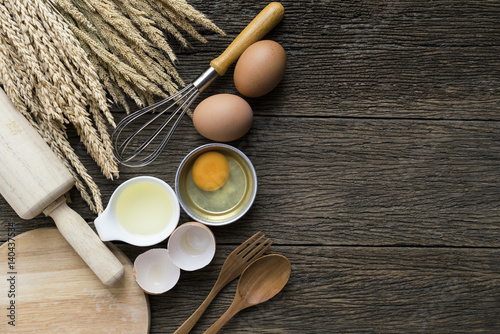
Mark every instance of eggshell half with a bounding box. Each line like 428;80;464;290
234;40;287;97
193;94;253;142
133;248;180;295
168;222;216;271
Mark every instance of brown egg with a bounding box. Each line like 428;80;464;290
193;94;253;142
234;40;287;98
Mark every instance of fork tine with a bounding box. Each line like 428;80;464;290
243;238;272;261
234;231;263;255
238;233;265;257
254;239;272;259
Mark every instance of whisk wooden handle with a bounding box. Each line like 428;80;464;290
210;2;285;76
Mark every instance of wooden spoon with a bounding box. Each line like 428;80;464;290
204;254;291;333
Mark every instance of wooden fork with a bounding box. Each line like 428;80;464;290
174;232;272;334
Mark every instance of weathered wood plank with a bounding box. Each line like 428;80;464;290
188;0;500;48
173;0;500;120
242;117;500;247
1;117;498;247
116;244;500;333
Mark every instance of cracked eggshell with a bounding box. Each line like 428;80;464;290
168;222;216;271
133;248;180;295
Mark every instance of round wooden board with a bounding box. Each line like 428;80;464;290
0;227;150;333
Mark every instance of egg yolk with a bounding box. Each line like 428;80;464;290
192;151;230;191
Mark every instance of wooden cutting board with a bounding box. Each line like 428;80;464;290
0;227;150;333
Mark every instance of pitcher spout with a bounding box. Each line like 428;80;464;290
94;209;118;242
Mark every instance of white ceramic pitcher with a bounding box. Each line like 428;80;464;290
95;176;180;246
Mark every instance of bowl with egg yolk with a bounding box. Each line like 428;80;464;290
175;143;257;226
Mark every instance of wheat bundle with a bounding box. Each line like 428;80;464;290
0;0;223;213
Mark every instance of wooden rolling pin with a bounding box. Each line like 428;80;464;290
0;88;124;286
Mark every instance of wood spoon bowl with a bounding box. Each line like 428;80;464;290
204;254;291;333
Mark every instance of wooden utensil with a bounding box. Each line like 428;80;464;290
0;89;124;285
204;254;291;334
0;227;149;333
174;232;272;334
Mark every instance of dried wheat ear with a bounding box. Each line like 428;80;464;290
0;0;223;213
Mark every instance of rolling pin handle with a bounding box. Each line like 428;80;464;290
44;196;125;286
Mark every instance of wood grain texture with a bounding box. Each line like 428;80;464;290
0;228;149;333
121;244;500;333
174;0;500;120
0;0;499;333
0;89;74;219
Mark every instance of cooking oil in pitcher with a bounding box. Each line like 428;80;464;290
95;176;179;246
116;181;174;236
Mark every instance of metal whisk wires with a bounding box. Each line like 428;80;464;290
112;67;218;167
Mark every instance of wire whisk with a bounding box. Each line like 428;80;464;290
112;68;217;167
111;2;285;167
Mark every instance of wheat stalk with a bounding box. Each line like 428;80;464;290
52;0;223;111
162;0;225;36
0;0;118;213
0;24;104;213
1;2;65;124
25;0;117;179
0;0;223;213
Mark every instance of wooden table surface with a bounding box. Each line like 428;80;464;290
1;0;499;333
